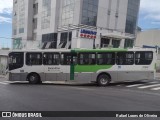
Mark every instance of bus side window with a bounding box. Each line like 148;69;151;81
135;52;153;65
97;52;115;65
43;53;60;65
78;53;96;65
72;54;77;65
26;53;42;65
61;53;77;65
61;53;70;65
117;52;134;65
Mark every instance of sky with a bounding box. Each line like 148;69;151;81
0;0;160;48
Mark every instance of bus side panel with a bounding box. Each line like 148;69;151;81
9;73;27;81
21;73;28;81
57;73;67;81
9;73;20;81
74;73;92;83
117;71;154;81
148;71;155;80
39;73;45;81
45;73;57;81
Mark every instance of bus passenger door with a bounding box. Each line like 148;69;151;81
58;53;73;81
117;52;135;81
73;53;95;83
43;53;60;81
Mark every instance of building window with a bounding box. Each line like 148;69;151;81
112;39;120;48
13;29;17;35
33;18;37;29
14;0;17;4
101;38;110;48
61;0;75;26
81;0;99;26
59;32;72;49
13;38;22;49
33;3;38;15
42;33;57;49
19;0;25;34
125;0;140;34
41;0;51;29
13;2;18;33
19;28;24;33
33;33;37;40
125;39;134;48
26;53;42;65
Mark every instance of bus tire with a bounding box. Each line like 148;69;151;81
28;73;40;84
97;74;111;86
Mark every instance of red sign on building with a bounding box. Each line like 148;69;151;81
80;29;97;39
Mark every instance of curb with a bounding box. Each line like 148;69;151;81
0;75;6;79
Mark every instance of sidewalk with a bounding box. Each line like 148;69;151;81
0;75;5;78
0;75;7;80
156;73;160;79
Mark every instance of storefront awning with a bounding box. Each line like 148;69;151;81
101;33;135;39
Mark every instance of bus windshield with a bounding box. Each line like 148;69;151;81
8;52;24;71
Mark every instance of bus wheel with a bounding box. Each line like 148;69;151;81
28;73;40;84
97;74;111;86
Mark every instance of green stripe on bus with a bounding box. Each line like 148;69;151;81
75;65;113;73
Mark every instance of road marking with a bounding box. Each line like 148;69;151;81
126;82;158;88
3;81;13;83
151;87;160;91
43;81;66;84
117;85;122;87
126;84;144;88
74;87;93;91
0;81;28;84
138;84;160;89
0;82;8;85
149;81;159;84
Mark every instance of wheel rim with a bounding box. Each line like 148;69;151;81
30;75;36;82
100;78;108;85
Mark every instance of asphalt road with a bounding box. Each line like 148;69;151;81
1;77;160;120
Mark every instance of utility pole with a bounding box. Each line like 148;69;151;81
67;24;70;49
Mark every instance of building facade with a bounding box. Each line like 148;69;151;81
136;29;160;49
135;29;160;71
0;50;8;75
12;0;140;49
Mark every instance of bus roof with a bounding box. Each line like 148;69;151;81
9;48;156;53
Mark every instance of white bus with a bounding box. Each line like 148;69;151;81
8;48;156;86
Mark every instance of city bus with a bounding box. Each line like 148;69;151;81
8;48;156;86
